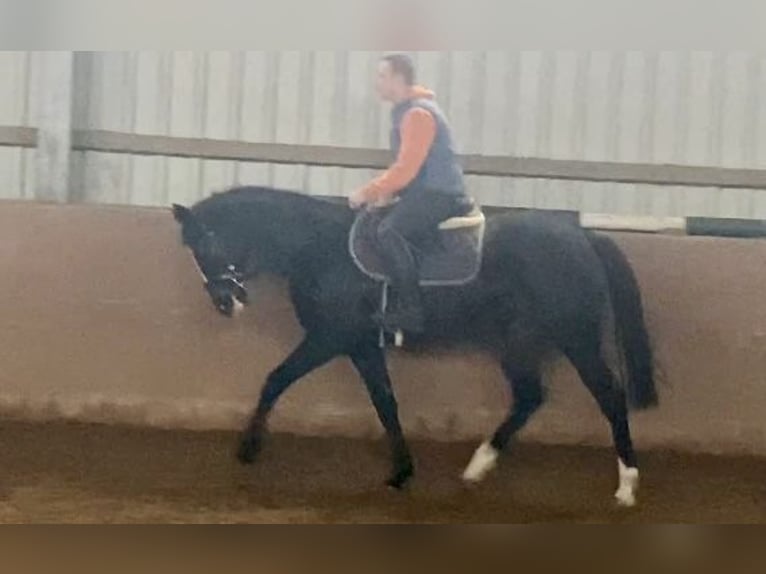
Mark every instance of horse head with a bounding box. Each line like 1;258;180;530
172;203;248;317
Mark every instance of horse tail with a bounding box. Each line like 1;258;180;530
587;232;659;410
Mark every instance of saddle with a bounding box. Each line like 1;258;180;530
349;200;486;287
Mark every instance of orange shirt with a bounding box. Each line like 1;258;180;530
360;88;438;204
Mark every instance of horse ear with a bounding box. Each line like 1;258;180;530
172;203;192;225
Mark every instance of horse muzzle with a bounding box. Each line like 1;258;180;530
207;278;249;317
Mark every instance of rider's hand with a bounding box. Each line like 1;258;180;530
348;188;368;210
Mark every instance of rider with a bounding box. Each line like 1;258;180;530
349;53;470;334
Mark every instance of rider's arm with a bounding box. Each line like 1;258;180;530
360;108;436;203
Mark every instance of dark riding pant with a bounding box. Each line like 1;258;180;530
376;189;470;315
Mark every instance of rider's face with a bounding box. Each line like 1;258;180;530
375;61;401;102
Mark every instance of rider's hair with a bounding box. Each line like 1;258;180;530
381;53;416;86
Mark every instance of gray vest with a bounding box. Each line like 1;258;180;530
390;98;465;198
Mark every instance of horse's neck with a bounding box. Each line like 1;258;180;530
234;199;348;278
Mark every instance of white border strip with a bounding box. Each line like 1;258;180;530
579;213;688;233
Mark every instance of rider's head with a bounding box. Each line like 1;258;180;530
376;53;416;103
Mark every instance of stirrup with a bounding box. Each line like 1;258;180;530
373;314;406;347
376;283;406;348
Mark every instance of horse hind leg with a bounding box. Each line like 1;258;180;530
463;349;547;484
563;335;639;507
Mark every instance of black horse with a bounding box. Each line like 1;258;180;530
172;185;658;507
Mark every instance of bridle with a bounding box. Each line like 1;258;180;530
187;232;247;300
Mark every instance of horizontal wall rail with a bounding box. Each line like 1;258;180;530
0;126;37;148
71;129;766;191
4;126;766;198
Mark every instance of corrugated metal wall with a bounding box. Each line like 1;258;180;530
0;51;37;200
4;51;766;217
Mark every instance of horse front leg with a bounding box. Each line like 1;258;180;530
350;342;414;490
237;335;339;465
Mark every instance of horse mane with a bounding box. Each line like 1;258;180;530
192;185;354;232
190;185;357;275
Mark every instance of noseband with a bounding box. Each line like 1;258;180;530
188;248;246;296
208;264;246;294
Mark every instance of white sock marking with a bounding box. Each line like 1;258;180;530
462;442;499;483
615;458;639;507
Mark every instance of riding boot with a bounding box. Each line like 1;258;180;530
376;228;425;334
385;278;424;333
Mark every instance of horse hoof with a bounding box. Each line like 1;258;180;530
236;436;261;466
615;460;639;508
614;488;637;508
385;464;414;491
462;442;499;484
